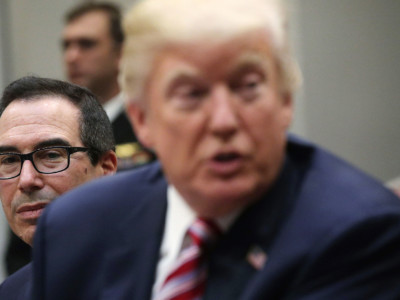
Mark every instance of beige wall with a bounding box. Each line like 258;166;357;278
297;0;400;181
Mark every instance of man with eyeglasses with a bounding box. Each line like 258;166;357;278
0;76;117;299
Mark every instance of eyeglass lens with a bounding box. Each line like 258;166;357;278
0;148;70;179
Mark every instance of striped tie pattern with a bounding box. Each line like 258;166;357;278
155;218;221;300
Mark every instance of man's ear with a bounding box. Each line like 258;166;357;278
281;92;294;129
98;150;118;175
126;101;153;148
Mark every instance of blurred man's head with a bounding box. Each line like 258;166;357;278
121;0;301;217
62;3;123;104
0;76;117;245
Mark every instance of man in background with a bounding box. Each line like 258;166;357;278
62;2;154;168
32;0;400;299
0;76;117;299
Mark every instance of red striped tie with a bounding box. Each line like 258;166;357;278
155;218;221;300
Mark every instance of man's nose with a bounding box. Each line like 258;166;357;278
64;44;81;64
18;160;44;193
208;86;239;138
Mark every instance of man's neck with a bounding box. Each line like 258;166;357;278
94;82;120;105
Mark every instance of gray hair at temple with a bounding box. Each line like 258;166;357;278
119;0;302;104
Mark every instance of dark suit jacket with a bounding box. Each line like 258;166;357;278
111;110;137;145
5;231;31;275
0;263;31;300
112;109;156;170
32;136;400;300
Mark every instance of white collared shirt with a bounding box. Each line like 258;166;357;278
103;93;125;123
152;185;240;298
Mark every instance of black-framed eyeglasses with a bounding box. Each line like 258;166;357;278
0;146;89;180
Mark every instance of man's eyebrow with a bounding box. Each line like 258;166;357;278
231;52;271;73
61;37;97;49
164;65;199;86
35;139;71;149
0;146;18;153
0;139;72;154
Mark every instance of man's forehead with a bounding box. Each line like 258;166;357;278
0;97;81;150
0;138;72;154
158;32;274;71
155;46;273;83
64;11;110;39
2;96;78;115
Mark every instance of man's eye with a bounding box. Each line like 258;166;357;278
46;152;62;160
78;39;97;50
175;85;206;98
232;72;265;101
0;156;19;165
62;39;97;51
171;84;208;109
36;150;65;161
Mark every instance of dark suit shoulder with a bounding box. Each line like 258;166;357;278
35;161;167;248
282;137;400;246
288;135;399;205
226;137;400;299
48;161;164;211
259;136;400;298
0;263;32;300
33;162;167;300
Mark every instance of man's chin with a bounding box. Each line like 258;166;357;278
17;225;36;246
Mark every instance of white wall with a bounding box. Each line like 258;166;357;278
296;0;400;181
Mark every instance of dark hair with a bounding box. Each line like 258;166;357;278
65;2;124;47
0;76;115;165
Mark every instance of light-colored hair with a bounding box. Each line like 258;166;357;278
119;0;301;103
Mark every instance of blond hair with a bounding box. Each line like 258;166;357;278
120;0;301;103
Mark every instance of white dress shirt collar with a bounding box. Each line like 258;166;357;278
103;93;125;123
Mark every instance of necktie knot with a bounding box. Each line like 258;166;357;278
188;218;221;250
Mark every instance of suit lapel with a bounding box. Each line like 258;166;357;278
100;168;168;299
